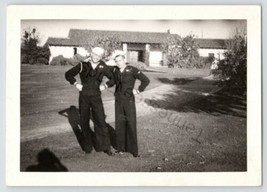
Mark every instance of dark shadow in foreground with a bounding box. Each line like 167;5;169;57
26;148;68;172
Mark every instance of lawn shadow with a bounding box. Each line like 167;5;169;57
58;106;117;151
25;148;68;172
157;77;197;85
144;78;247;118
183;90;247;118
142;69;167;73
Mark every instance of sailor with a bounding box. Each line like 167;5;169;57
112;54;150;157
65;47;115;156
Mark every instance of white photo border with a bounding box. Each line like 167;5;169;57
6;5;262;186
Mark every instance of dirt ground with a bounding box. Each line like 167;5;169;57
20;65;246;172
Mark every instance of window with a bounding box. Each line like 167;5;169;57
208;53;215;57
73;47;77;55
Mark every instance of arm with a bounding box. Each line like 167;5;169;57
58;108;68;117
103;65;115;88
65;62;82;85
133;68;150;93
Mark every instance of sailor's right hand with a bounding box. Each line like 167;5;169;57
74;82;83;91
83;56;91;62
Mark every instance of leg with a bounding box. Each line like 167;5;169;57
124;99;138;156
79;93;93;152
91;96;111;151
115;98;127;152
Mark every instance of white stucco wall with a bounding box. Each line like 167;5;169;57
49;46;89;62
77;47;90;56
149;51;163;67
198;48;226;60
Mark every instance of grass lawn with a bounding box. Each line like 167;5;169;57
20;64;246;172
20;64;210;116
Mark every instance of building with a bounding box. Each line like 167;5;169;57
196;38;227;61
46;29;227;67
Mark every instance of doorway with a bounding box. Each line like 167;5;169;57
128;50;144;63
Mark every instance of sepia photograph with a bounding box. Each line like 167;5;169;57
20;19;247;172
5;5;261;186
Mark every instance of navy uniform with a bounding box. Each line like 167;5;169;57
65;60;115;153
112;65;150;157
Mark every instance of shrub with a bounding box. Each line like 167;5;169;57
21;28;51;65
50;54;87;66
50;55;68;66
36;57;49;65
129;61;147;70
21;53;29;64
212;34;247;95
37;44;51;65
162;34;203;68
67;54;87;66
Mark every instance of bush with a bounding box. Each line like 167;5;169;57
212;35;247;95
129;61;147;70
162;34;203;69
21;36;51;65
50;55;68;66
68;54;87;66
21;53;29;64
50;54;87;66
36;57;49;65
168;57;211;69
37;44;51;65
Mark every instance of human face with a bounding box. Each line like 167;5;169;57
114;56;126;69
91;52;103;63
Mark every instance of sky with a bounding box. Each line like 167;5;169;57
21;20;246;46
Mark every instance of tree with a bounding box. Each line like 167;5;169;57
36;43;51;65
161;35;182;67
84;35;122;60
212;34;247;94
162;34;200;68
180;35;200;68
21;28;50;65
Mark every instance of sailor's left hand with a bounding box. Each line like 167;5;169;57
99;84;107;91
133;89;140;95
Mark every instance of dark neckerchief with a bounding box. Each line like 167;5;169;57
85;60;103;78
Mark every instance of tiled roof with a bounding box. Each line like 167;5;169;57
46;29;227;49
67;29;180;44
46;37;79;46
46;29;180;46
196;38;227;49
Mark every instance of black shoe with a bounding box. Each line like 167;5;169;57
115;150;124;155
83;149;92;154
132;153;140;158
104;150;114;156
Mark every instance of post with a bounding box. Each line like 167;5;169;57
145;44;150;66
123;43;128;61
